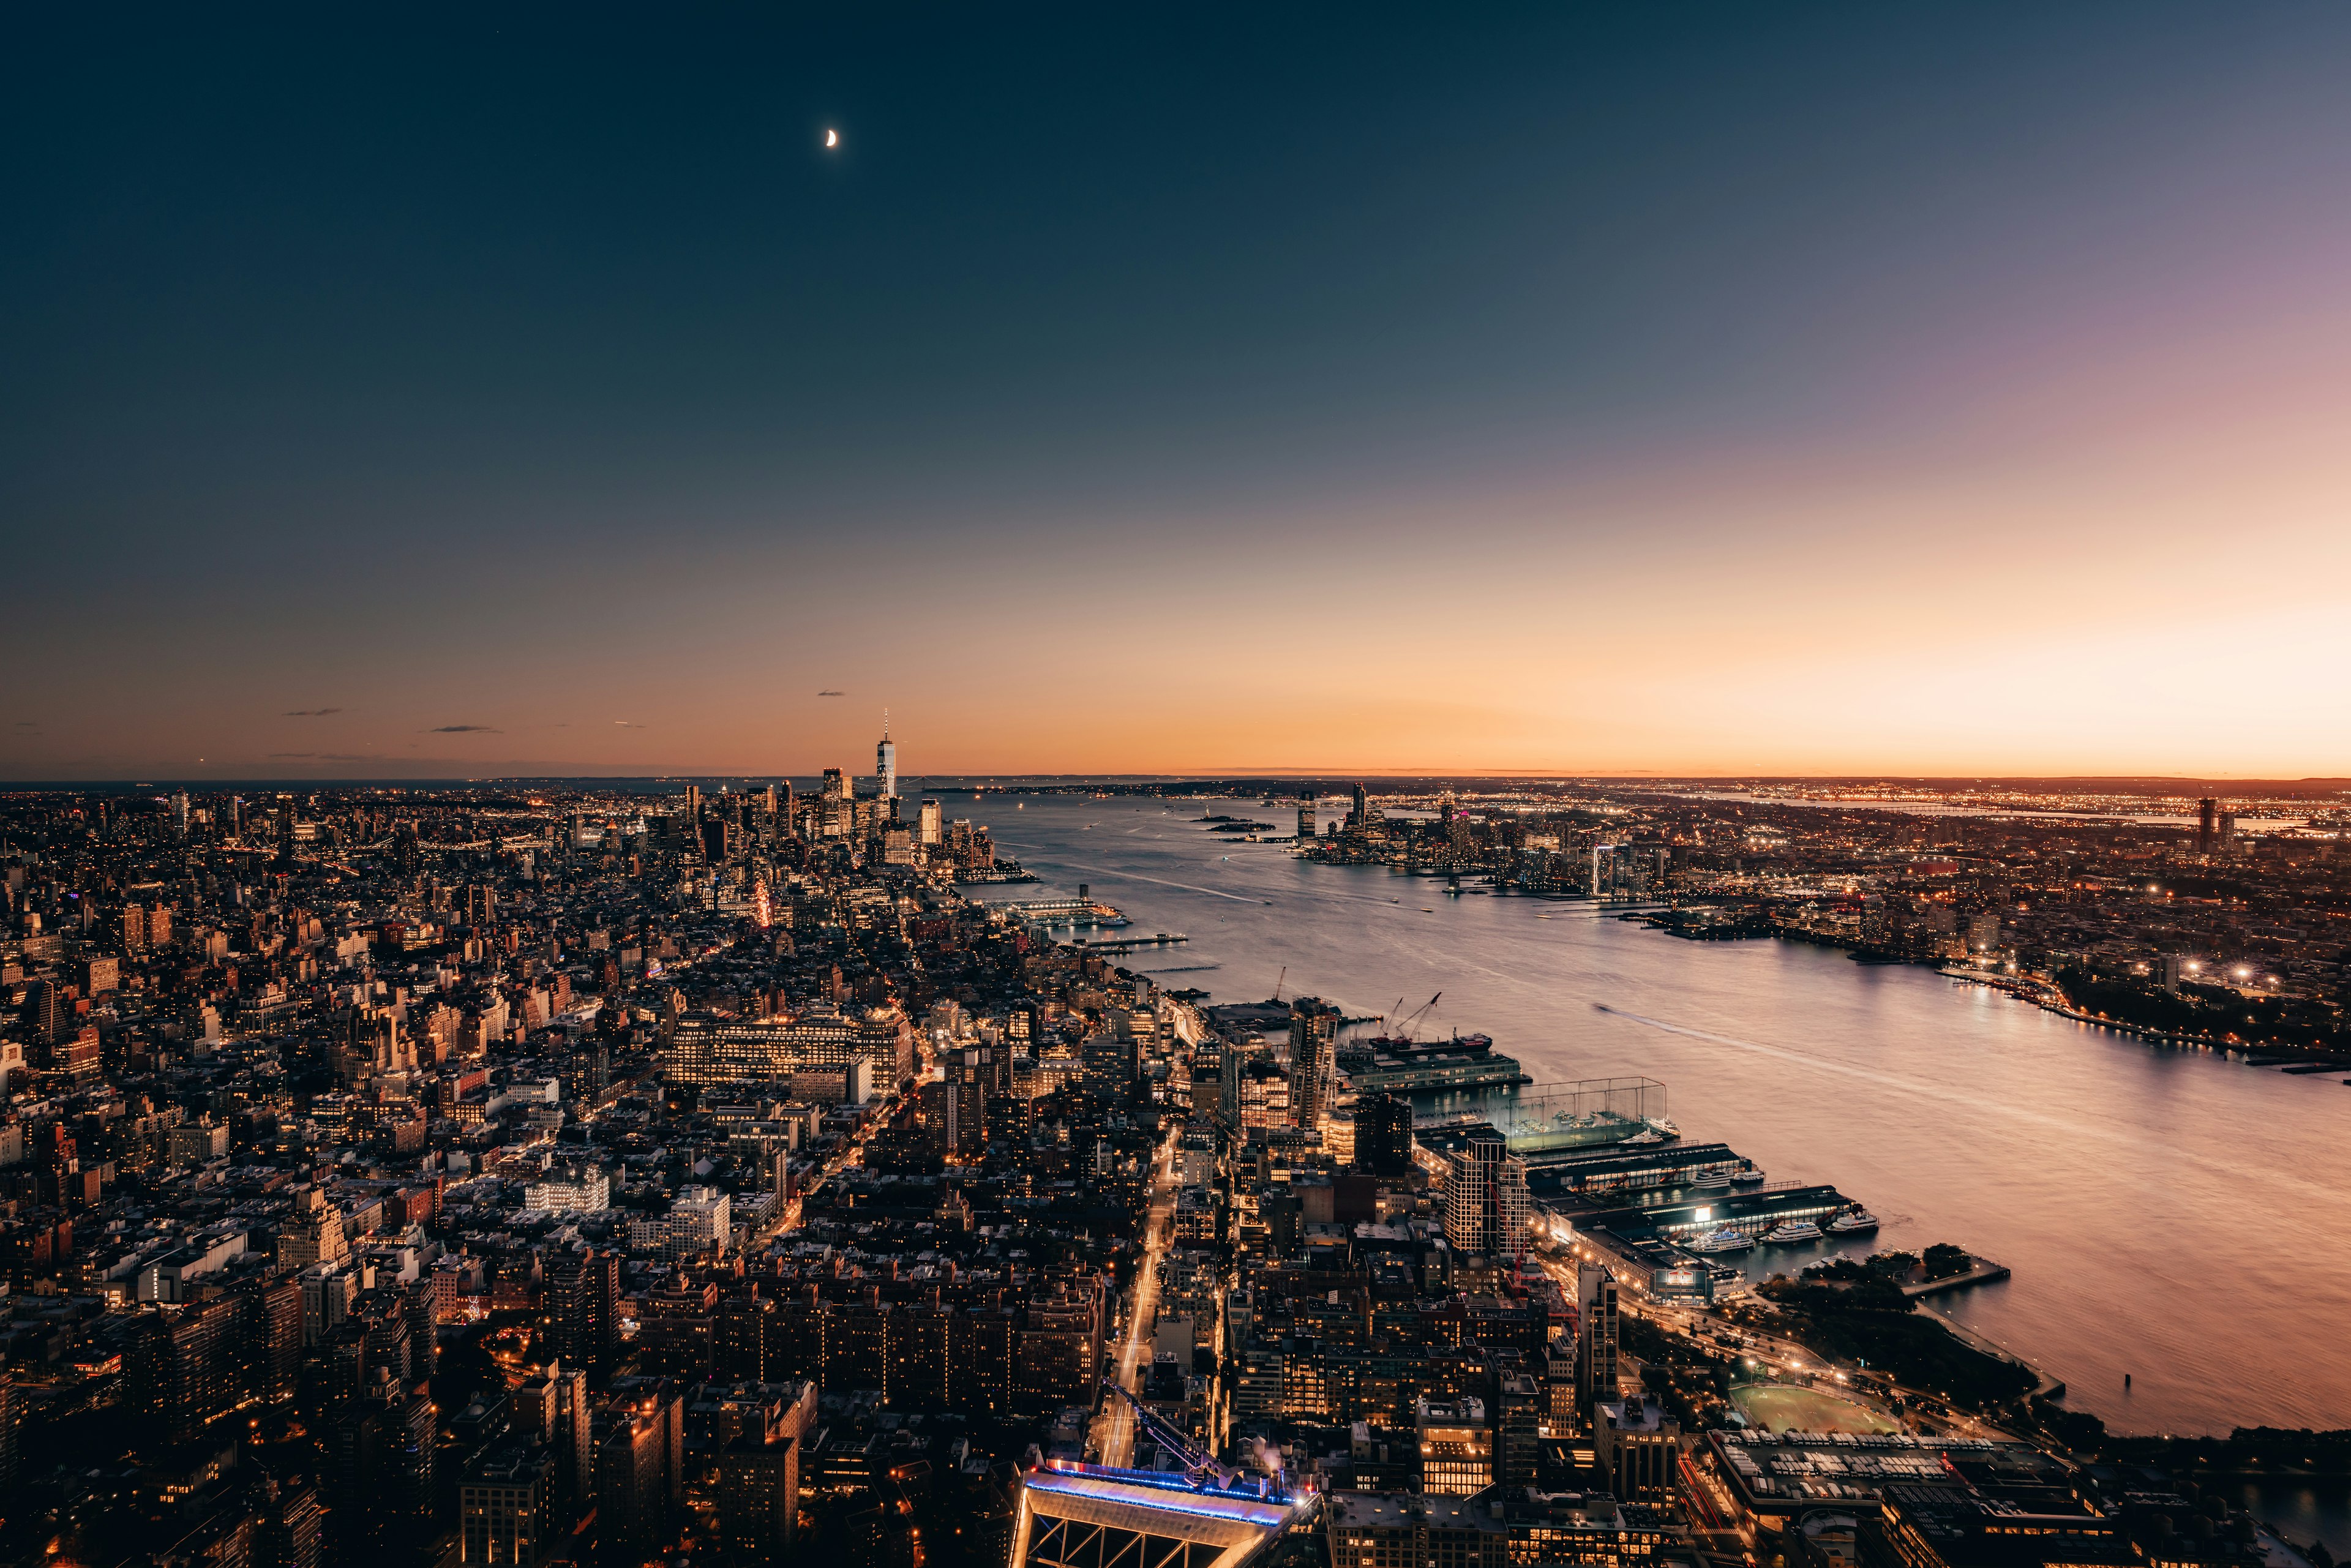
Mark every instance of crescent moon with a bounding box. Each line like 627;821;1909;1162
824;129;839;149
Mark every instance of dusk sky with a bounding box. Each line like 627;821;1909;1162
8;6;2351;780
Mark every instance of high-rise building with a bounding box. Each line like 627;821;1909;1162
1288;1000;1337;1129
129;1295;239;1445
875;712;897;801
0;1373;17;1498
546;1248;620;1370
257;1476;323;1568
992;1011;1027;1096
24;980;61;1043
1497;1372;1542;1491
1084;1030;1139;1106
1353;1093;1414;1176
1443;1131;1528;1256
2197;797;2218;855
920;1060;986;1156
460;1444;556;1566
1577;1264;1621;1413
719;1435;801;1562
51;1023;100;1082
552;1365;594;1520
1217;1040;1247;1132
1349;782;1368;826
595;1389;684;1567
1295;798;1316;842
917;797;941;846
278;1186;348;1269
243;1270;304;1404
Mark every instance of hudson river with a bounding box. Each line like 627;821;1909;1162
972;792;2351;1541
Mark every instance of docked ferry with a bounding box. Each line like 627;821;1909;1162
1761;1219;1823;1244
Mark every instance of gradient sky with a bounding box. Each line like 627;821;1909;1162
8;5;2351;780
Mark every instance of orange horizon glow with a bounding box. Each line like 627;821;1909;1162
20;251;2351;784
11;10;2351;784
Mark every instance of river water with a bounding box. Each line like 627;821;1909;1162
973;795;2350;1465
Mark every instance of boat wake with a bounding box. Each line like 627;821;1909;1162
1588;1003;2344;1203
1095;868;1264;904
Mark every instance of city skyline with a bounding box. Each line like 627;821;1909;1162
10;7;2351;778
9;11;2351;1562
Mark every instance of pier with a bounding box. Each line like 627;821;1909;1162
1556;1182;1851;1242
1521;1139;1753;1195
1071;932;1190;954
1902;1258;2011;1297
997;896;1127;925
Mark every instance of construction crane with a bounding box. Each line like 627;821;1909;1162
1099;1377;1288;1498
1397;991;1442;1042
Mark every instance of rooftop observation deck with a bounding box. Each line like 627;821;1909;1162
1012;1464;1311;1568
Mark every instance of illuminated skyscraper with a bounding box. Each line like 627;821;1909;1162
1288;1000;1336;1129
1577;1263;1621;1409
876;711;897;801
1444;1131;1528;1255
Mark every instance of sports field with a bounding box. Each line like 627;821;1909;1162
1731;1382;1901;1434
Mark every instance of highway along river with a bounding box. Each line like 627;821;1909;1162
978;791;2351;1452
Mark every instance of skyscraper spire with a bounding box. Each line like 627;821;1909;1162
876;711;898;801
